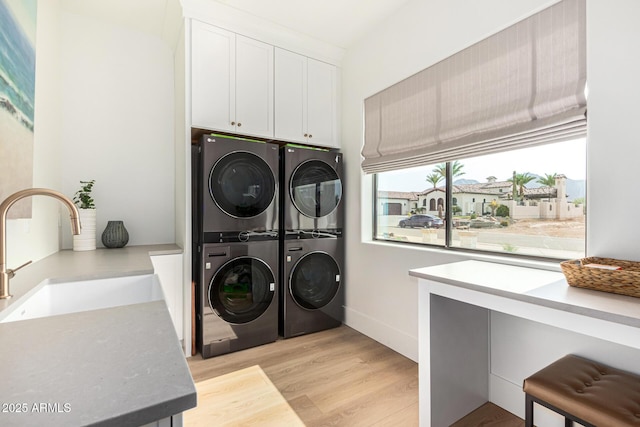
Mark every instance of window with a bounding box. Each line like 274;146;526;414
374;139;586;259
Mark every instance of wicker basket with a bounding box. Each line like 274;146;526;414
560;257;640;298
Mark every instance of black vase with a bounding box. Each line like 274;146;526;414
101;220;129;248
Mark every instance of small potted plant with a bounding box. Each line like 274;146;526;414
72;180;96;251
73;179;95;209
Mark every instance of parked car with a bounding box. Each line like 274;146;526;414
398;214;444;229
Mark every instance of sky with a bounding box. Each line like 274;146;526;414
377;138;587;192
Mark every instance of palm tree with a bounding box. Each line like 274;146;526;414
425;173;442;188
508;172;536;199
433;161;465;181
537;173;557;202
537;173;557;187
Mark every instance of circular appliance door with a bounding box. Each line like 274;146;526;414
209;151;276;218
209;257;275;324
290;160;342;218
289;252;340;310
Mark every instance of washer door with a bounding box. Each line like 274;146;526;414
289;252;340;310
209;257;275;324
290;160;342;218
209;151;276;218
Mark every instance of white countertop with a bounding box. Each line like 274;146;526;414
410;260;640;329
413;260;640;426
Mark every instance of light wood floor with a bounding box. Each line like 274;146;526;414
187;325;524;426
450;403;524;427
187;325;419;426
184;365;305;426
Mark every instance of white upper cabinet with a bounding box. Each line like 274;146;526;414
307;58;338;147
275;48;339;148
191;21;274;138
191;22;234;132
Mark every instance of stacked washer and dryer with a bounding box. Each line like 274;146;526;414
279;146;344;338
192;134;344;358
193;134;280;359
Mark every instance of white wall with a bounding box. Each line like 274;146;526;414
342;0;640;375
586;0;640;259
341;0;566;362
58;10;176;248
5;2;178;267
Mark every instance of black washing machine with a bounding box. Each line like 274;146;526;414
280;233;344;338
198;238;279;358
196;134;279;238
280;146;343;233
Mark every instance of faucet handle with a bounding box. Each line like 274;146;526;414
7;260;32;279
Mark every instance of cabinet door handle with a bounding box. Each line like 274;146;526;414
231;121;235;126
308;134;313;138
303;133;308;137
237;122;242;127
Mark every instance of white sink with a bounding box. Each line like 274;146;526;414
0;274;165;323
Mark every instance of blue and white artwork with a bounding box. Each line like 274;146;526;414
0;0;37;218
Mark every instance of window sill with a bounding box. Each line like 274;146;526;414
364;238;562;273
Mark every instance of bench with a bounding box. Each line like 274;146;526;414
523;354;640;426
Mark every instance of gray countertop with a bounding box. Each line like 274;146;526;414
1;244;182;310
0;245;196;427
410;260;640;329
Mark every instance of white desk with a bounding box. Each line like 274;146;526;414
410;260;640;427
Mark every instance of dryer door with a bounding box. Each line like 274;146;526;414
209;256;275;324
209;151;276;218
290;160;342;219
289;251;340;310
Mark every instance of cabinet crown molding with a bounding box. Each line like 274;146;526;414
182;0;344;65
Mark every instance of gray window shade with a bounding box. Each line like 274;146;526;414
362;0;586;174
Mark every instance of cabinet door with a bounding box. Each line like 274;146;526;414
307;58;337;147
235;35;274;138
275;48;307;143
191;21;235;131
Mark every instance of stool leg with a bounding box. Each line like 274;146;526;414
525;394;534;427
565;418;572;427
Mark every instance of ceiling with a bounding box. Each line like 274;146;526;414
208;0;413;49
59;0;183;46
59;0;414;50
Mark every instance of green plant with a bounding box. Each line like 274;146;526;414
73;180;96;209
537;173;557;187
425;172;442;188
508;172;536;200
433;160;466;181
500;220;509;227
470;213;477;220
496;205;509;217
502;243;518;252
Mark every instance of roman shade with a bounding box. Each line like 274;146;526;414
362;0;586;174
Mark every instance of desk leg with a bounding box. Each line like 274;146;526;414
421;289;490;426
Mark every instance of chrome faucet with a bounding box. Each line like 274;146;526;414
0;188;82;299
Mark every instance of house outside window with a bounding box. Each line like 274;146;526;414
374;139;586;259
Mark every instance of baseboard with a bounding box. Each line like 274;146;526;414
344;306;418;362
489;374;523;418
489;374;566;427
